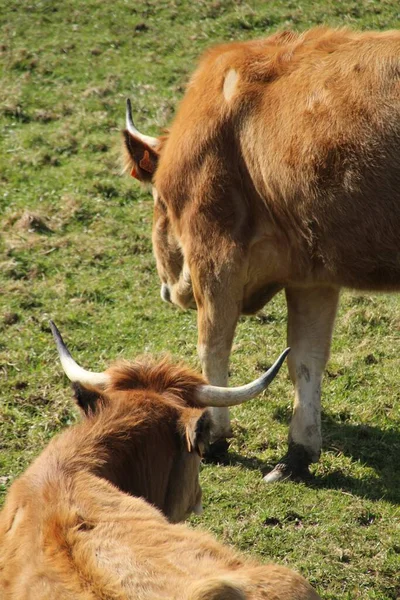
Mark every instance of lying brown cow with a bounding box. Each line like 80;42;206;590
0;324;319;599
123;26;400;481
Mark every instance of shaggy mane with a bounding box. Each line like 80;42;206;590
105;355;206;408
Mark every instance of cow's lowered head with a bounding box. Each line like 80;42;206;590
123;99;195;310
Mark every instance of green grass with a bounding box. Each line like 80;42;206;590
1;1;400;598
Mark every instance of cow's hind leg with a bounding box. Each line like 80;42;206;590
264;285;340;483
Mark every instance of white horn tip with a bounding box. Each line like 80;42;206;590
50;320;110;388
50;320;72;360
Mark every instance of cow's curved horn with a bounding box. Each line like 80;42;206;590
50;321;110;388
195;348;290;407
126;98;159;149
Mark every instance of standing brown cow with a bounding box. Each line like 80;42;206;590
123;27;400;482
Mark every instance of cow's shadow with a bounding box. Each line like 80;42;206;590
305;415;400;503
224;415;400;503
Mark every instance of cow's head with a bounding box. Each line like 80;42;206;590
122;100;195;310
51;321;289;522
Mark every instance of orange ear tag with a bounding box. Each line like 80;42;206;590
130;165;138;178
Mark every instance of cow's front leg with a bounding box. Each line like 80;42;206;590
264;285;340;483
195;277;242;461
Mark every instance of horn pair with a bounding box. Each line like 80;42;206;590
50;322;289;408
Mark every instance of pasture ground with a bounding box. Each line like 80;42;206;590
1;1;399;598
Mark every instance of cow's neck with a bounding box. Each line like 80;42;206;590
75;408;177;513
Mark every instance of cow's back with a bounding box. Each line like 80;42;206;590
246;29;400;289
0;472;320;599
0;476;96;600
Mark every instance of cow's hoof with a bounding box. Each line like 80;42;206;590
263;444;313;483
203;438;230;464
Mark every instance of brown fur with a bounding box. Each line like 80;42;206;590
123;27;400;468
124;27;400;296
148;27;400;295
0;356;319;599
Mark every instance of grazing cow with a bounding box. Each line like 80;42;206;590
0;324;315;600
122;26;400;481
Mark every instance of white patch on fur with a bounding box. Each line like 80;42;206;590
223;68;239;102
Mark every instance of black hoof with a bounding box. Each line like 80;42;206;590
263;444;314;483
203;438;230;464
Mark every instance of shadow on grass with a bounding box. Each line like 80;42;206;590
307;414;400;503
203;439;265;471
225;451;266;472
223;414;400;503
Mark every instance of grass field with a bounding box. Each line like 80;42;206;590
1;1;400;598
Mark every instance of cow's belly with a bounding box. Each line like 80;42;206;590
242;282;283;314
242;234;400;304
310;208;400;292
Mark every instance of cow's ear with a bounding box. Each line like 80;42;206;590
72;382;107;417
123;130;159;183
183;410;211;457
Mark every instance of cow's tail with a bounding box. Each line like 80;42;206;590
187;576;246;600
